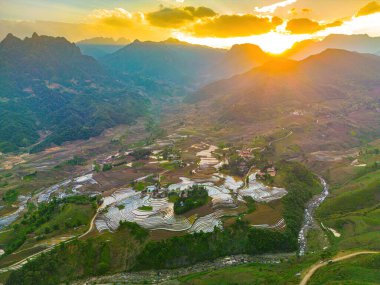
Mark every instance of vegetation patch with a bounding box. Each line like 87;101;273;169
309;253;380;285
174;185;209;215
5;222;149;285
133;220;295;270
138;206;153;211
2;189;19;204
2;196;97;254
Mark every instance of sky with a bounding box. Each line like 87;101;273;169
1;0;380;53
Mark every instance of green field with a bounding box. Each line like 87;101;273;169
309;253;380;285
317;169;380;251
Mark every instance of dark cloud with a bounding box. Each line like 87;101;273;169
286;18;342;34
356;1;380;16
190;15;282;38
146;6;216;28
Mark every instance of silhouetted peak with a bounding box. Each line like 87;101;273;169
162;37;183;44
0;33;22;48
230;43;262;51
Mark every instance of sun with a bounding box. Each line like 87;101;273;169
174;31;311;54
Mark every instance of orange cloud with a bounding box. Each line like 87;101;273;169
184;7;216;18
89;8;137;27
146;6;216;28
286;18;342;34
356;1;380;17
189;15;283;38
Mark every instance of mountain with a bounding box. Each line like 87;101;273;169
101;38;226;87
0;33;148;153
285;34;380;60
77;37;130;46
77;37;130;59
102;39;272;87
193;49;380;121
211;43;271;79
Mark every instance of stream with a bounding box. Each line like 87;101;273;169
298;177;329;256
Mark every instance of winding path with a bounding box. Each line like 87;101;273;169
0;210;98;273
268;130;293;146
299;251;380;285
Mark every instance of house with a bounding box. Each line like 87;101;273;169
146;185;157;193
256;171;266;179
267;167;276;177
238;149;253;158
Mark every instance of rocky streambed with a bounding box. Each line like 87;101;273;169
298;177;329;256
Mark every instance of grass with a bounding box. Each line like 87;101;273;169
309;253;380;285
34;203;95;235
3;222;149;285
22;171;37;181
160;161;179;171
316;168;380;252
138;206;153;211
177;258;313;285
318;180;379;217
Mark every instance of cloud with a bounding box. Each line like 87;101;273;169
356;1;380;17
189;15;283;38
286;18;342;34
89;8;143;27
255;0;297;13
183;6;216;18
146;6;216;28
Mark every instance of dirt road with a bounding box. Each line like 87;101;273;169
299;251;380;285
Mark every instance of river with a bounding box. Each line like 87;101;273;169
298;177;329;256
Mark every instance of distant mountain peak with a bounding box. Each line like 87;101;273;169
4;33;17;40
1;33;22;46
228;43;266;55
162;37;182;44
324;33;370;40
77;37;130;46
0;33;22;49
285;33;380;60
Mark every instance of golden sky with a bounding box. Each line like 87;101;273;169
1;0;380;53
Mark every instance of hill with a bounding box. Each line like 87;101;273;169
102;40;273;87
192;49;380;121
0;33;149;153
211;43;271;79
77;37;129;46
101;38;225;87
285;34;380;60
77;37;130;59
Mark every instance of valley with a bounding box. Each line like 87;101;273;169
0;21;379;284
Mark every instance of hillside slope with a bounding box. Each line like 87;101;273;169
285;34;380;60
192;49;380;121
0;33;148;153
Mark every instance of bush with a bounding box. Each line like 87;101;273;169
174;185;209;215
102;164;112;172
2;189;19;204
